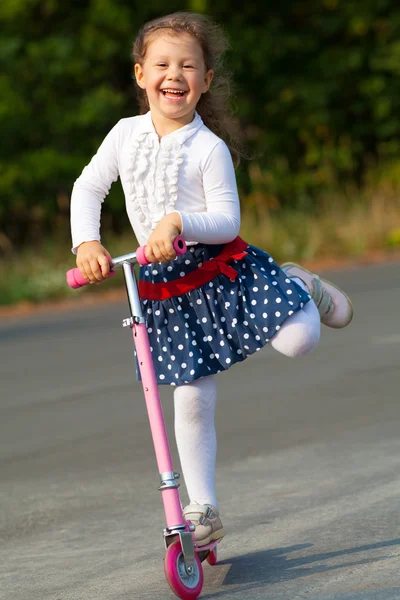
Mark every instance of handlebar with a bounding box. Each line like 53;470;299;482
66;236;187;290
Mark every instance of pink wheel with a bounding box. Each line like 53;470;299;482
164;540;204;599
206;545;218;566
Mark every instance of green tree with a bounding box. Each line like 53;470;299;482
1;0;400;247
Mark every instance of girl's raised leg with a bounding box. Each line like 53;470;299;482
270;283;321;357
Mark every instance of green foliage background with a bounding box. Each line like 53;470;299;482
1;0;400;248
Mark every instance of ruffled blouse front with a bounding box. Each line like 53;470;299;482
71;111;241;250
126;122;185;233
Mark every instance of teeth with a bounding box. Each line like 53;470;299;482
162;89;185;95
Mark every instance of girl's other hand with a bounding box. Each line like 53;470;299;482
145;213;182;264
76;241;111;284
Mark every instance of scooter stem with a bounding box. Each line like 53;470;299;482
122;262;184;529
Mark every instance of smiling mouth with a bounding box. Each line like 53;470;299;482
161;88;188;98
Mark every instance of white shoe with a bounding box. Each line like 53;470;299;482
183;504;225;547
281;262;353;328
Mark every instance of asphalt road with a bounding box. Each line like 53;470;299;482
1;262;400;600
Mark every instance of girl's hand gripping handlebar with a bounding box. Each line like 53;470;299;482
135;236;186;266
66;236;187;290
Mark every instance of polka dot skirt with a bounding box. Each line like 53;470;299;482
137;242;311;386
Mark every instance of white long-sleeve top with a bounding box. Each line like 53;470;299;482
70;111;241;252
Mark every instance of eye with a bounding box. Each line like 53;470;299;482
157;63;168;67
183;64;195;69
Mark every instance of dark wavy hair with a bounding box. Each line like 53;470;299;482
132;11;242;167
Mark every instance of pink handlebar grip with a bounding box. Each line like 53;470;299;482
66;267;116;289
136;236;187;266
66;268;88;289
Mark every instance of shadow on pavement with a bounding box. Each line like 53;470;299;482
201;538;400;598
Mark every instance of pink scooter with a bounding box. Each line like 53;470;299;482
66;236;219;599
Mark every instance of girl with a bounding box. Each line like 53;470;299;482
71;12;353;548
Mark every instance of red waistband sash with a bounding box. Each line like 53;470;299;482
138;236;249;300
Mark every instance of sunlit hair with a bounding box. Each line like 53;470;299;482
132;11;242;167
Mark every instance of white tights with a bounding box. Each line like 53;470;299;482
173;293;321;508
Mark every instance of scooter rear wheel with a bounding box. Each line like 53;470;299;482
164;540;204;599
206;545;218;565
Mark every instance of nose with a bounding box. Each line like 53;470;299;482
166;64;182;81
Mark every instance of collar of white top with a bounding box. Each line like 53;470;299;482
135;111;204;145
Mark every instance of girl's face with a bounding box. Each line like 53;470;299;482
135;32;213;131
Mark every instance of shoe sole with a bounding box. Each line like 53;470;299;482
196;528;225;547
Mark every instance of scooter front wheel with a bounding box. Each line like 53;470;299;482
164;540;204;599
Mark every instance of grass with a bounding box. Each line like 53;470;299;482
1;177;400;307
243;195;400;263
241;174;400;263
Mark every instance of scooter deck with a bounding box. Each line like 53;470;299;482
195;539;221;563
